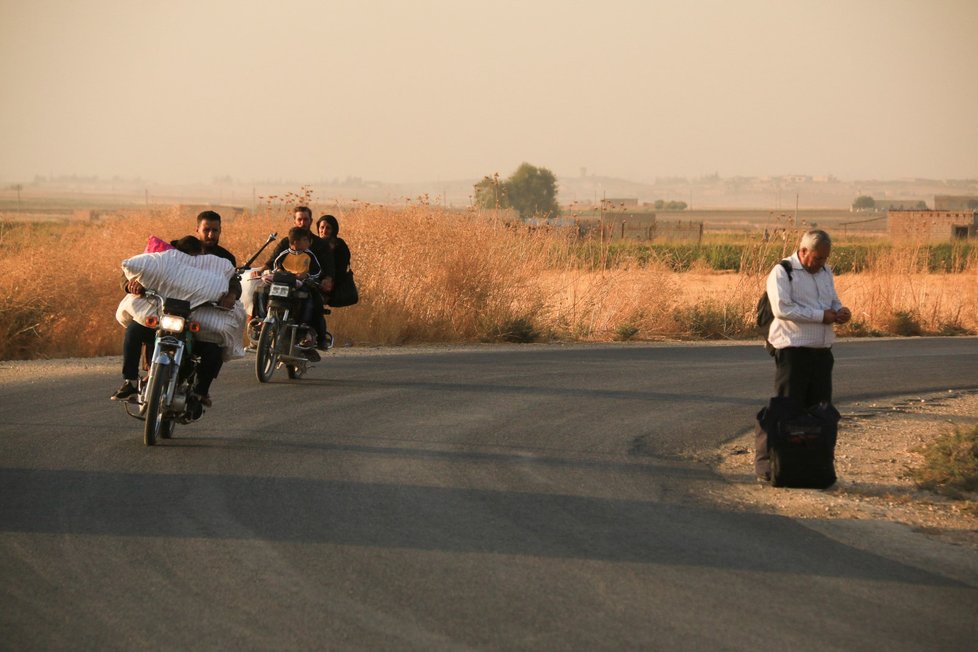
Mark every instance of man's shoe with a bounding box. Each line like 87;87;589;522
111;381;138;401
199;395;212;408
318;331;334;351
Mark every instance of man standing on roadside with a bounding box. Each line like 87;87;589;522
755;229;852;479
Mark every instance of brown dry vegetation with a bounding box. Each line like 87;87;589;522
0;203;976;360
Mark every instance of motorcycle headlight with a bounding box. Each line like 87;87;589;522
160;314;186;332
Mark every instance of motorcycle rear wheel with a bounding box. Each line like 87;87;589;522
143;362;171;446
256;320;279;383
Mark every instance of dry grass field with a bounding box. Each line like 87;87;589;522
0;203;975;360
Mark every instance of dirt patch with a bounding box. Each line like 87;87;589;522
699;390;978;550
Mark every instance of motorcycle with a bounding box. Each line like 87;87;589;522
254;270;321;383
124;291;205;446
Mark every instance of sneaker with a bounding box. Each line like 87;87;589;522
318;331;334;351
199;395;212;408
248;319;262;342
111;381;138;401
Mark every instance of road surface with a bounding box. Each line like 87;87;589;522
2;338;977;650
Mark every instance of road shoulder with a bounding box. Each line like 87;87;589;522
697;390;978;565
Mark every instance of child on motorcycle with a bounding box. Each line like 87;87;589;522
265;226;321;347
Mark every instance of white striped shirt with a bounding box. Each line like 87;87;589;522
766;252;843;349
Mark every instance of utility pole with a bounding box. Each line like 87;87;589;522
794;193;799;226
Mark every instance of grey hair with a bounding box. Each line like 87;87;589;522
799;229;832;250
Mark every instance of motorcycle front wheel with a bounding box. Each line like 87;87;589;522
143;362;171;446
256;319;279;383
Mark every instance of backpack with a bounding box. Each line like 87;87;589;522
756;259;792;354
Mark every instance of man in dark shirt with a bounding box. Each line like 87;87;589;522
112;211;239;405
255;206;334;348
196;210;241;308
261;206;335;281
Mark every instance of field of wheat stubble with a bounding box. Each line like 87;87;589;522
0;204;975;361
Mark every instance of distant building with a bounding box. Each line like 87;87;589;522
934;195;978;210
602;197;639;207
888;210;978;242
875;199;927;211
783;175;812;183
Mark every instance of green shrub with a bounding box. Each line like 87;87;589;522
909;425;978;497
888;311;923;336
569;238;971;274
673;302;750;339
615;323;640;341
488;316;539;343
936;320;975;336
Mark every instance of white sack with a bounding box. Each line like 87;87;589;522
192;303;246;361
239;268;264;317
121;250;234;307
115;295;246;362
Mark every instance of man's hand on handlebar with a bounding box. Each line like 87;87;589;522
125;279;145;295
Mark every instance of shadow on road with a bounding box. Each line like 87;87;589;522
0;467;964;588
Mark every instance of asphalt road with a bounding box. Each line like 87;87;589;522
2;339;977;650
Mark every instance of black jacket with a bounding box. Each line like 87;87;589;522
203;243;242;299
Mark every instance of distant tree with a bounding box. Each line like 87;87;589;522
505;163;559;219
852;195;875;210
915;200;929;210
967;199;978;210
652;199;687;211
473;173;510;210
473;163;559;219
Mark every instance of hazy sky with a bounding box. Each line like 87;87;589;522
2;0;976;184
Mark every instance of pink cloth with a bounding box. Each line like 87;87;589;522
144;235;174;253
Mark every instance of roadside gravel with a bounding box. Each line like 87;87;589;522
701;390;978;551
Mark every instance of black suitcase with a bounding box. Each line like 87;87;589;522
756;397;839;489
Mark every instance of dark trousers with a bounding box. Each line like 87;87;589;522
307;288;328;346
194;341;223;397
122;322;222;397
122;322;155;380
774;346;834;408
756;346;834;475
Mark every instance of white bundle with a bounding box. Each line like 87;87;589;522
192;303;246;361
121;249;234;307
117;250;245;361
115;293;157;328
115;295;246;362
238;268;264;317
